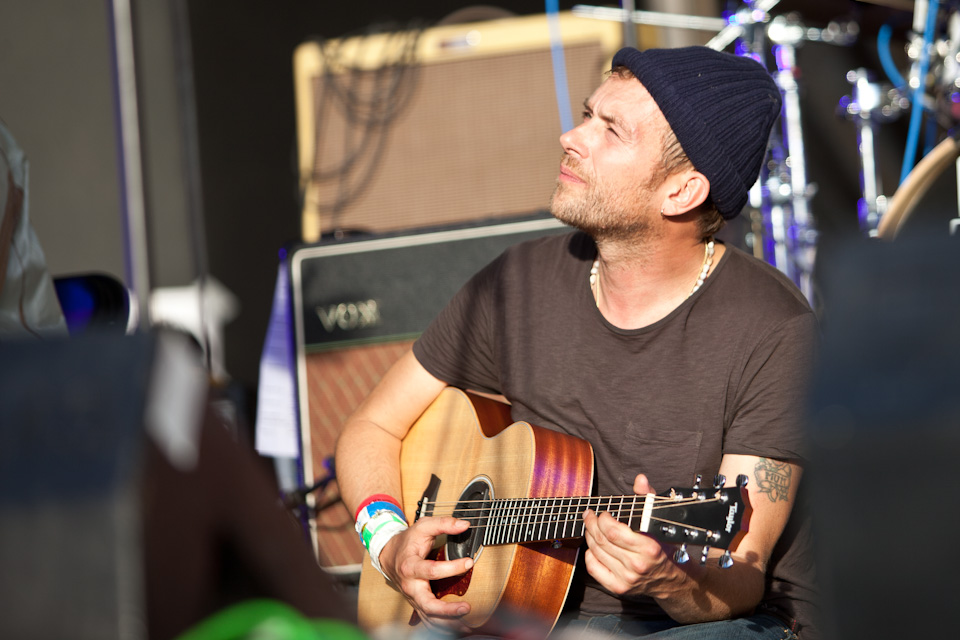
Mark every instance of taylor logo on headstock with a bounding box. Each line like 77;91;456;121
316;299;380;332
725;501;739;533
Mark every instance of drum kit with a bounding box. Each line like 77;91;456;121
574;0;960;304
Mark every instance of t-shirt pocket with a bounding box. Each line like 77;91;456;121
618;426;704;494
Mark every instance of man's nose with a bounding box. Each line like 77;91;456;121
559;121;588;159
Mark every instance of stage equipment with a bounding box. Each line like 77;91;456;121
878;133;960;238
842;0;960;238
289;214;568;573
293;13;620;242
726;6;855;304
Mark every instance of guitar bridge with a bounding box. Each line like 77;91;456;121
416;474;441;522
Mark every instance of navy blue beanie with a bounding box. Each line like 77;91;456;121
611;46;781;220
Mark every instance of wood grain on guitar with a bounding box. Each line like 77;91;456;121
357;387;748;636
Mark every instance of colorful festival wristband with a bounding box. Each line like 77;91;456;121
354;494;402;521
355;495;408;578
366;514;408;576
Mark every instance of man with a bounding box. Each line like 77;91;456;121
336;46;819;639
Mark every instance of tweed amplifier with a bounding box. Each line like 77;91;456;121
293;12;620;242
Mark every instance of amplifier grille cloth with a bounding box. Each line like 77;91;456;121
308;42;606;234
305;341;413;569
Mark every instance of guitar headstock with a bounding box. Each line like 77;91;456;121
639;474;748;567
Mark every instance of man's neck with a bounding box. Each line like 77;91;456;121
592;235;724;330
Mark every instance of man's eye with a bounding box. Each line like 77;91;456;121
582;110;592;121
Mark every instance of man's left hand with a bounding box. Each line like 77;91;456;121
582;474;697;598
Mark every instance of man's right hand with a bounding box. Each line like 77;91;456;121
378;516;476;633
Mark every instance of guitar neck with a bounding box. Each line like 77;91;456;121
472;494;653;547
439;485;743;550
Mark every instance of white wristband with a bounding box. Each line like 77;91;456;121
367;516;409;578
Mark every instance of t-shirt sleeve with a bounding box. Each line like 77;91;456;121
412;254;504;394
723;310;820;461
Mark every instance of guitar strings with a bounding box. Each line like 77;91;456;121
425;515;719;540
422;493;725;505
439;516;716;532
416;495;728;539
421;494;726;515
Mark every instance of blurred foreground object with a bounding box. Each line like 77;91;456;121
0;331;353;639
0;118;67;338
806;231;960;639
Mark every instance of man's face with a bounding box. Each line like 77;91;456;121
550;74;670;242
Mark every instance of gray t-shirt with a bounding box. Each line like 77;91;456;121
413;231;819;637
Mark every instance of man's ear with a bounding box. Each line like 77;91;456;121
661;171;710;217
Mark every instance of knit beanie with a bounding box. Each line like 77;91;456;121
611;46;781;220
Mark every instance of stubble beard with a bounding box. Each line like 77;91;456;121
550;162;661;245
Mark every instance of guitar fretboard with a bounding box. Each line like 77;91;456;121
466;495;651;546
421;485;742;551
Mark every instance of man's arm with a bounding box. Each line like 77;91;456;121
582;453;801;623
336;349;445;514
334;349;475;630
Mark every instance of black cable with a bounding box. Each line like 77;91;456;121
303;21;427;229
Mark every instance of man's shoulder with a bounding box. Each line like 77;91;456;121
498;229;591;270
714;244;813;316
704;244;818;345
506;228;587;255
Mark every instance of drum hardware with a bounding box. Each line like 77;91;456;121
845;0;960;239
727;8;856;303
735;8;856;304
707;0;781;52
840;69;909;235
877;133;960;238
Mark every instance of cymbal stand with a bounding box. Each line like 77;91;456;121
840;69;907;235
766;14;818;301
737;8;856;303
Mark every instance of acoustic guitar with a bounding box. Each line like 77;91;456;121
356;387;747;636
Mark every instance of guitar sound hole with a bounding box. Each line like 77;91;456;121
446;477;492;561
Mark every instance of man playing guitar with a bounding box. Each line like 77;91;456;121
336;46;819;640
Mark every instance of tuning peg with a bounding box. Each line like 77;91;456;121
674;544;690;564
736;474;749;488
720;550;734;569
700;546;711;565
692;474;702;490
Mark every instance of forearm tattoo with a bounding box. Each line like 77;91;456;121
754;458;792;503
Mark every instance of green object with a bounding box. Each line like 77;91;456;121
175;599;368;640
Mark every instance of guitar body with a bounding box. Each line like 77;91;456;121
357;388;594;636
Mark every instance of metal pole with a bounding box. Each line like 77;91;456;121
621;0;638;49
106;0;152;328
